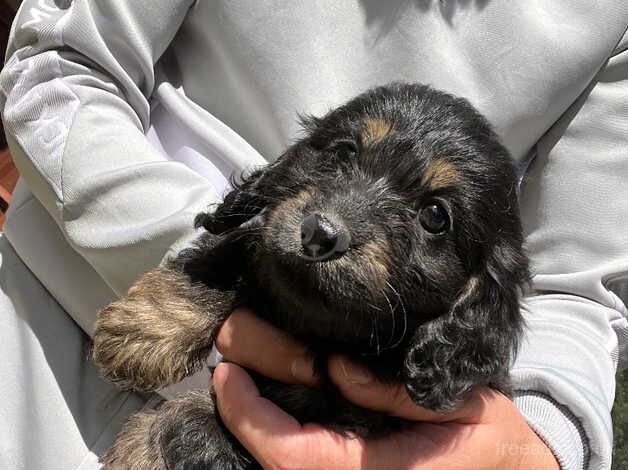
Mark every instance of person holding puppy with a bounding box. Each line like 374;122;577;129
1;1;627;469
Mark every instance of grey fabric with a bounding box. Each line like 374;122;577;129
0;1;627;468
5;178;117;335
0;234;147;470
512;47;628;468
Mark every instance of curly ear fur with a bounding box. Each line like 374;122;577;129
403;239;529;411
194;168;267;235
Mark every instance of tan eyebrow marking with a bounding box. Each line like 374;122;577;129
361;118;393;146
420;159;462;190
267;189;311;225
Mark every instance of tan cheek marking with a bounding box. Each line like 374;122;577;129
359;239;392;290
421;159;462;190
361;118;393;146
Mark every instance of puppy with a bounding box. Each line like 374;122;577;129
93;83;529;469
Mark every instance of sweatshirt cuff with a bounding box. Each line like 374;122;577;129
513;390;589;470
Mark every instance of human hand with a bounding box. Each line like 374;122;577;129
213;308;560;470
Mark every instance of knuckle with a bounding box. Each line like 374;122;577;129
214;322;234;355
216;309;255;357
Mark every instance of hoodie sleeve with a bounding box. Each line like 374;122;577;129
0;0;218;298
513;29;628;470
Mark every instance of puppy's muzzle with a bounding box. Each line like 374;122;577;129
300;212;350;261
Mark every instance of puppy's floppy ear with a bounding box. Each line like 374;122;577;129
195;167;268;235
196;114;321;236
171;230;250;289
403;238;528;411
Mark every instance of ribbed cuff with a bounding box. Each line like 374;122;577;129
513;391;589;470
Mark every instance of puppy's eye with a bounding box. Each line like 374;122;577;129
330;140;357;159
418;200;450;234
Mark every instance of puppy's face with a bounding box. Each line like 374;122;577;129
203;84;527;354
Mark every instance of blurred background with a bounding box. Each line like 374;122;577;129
0;0;626;467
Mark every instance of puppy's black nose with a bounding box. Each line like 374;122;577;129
300;213;350;260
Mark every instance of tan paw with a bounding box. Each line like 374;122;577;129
100;409;165;470
93;267;232;391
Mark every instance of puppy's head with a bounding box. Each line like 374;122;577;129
199;84;528;367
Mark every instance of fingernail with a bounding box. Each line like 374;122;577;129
339;358;373;385
291;355;314;384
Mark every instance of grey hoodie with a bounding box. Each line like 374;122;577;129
1;1;627;468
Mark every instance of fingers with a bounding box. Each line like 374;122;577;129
213;361;522;470
328;356;486;423
215;308;317;386
213;362;364;470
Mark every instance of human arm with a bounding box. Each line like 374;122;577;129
509;29;628;469
0;0;215;303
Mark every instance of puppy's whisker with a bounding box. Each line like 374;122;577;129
366;302;383;312
385;281;408;350
383;287;396;346
369;316;376;347
374;315;381;355
374;289;396;354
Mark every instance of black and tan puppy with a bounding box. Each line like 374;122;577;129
93;83;529;469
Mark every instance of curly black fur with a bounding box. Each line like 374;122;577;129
96;83;529;468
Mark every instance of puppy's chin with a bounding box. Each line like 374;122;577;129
251;250;401;349
256;248;349;310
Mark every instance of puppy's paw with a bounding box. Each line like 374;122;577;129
100;409;166;470
157;391;252;470
93;267;231;391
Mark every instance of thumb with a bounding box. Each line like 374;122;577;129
213;362;364;469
